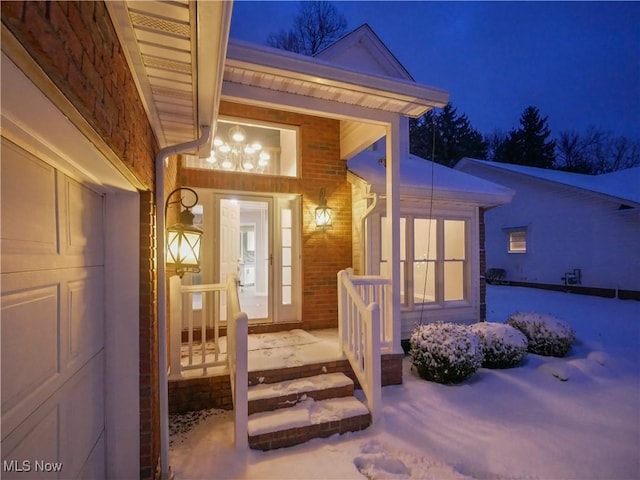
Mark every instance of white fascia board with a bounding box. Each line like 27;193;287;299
225;40;449;115
221;81;399;124
195;1;233;157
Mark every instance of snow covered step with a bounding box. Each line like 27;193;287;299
248;372;354;415
248;397;371;451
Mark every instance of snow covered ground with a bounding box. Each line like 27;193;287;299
170;286;640;479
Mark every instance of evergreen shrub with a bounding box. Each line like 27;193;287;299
409;322;483;384
470;322;528;368
507;311;575;357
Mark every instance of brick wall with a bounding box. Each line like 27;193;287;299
2;2;161;478
183;101;353;329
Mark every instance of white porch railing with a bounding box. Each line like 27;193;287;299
169;275;248;449
169;278;228;378
226;275;248;450
337;268;388;424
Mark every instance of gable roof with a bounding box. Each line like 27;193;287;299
348;151;514;207
314;24;414;81
455;158;640;206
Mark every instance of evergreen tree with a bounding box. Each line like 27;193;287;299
495;106;556;168
410;103;488;167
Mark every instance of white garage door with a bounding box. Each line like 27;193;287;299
1;138;106;478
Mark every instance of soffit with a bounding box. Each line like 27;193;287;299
223;40;449;119
106;1;231;153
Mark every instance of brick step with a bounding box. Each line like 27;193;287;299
248;359;356;387
248;372;354;415
248;396;371;451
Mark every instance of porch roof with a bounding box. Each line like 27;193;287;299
106;1;449;161
348;151;514;207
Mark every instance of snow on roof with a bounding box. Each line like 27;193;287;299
348;151;514;207
456;158;640;205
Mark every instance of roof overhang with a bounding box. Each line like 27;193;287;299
349;152;514;208
106;0;232;156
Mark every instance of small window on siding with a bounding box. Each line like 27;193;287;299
508;230;527;253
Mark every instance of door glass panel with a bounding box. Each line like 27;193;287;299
222;199;268;320
281;207;293;306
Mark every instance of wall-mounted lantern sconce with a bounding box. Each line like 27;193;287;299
315;187;332;228
165;187;203;278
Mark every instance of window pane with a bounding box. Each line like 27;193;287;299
509;231;527;253
282;208;292;228
282;266;292;285
413;261;436;303
282;286;292;305
282;247;291;266
445;220;465;260
282;228;291;247
380;217;406;261
414;219;437;260
444;261;464;301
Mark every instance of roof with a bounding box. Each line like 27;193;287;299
223;39;449;118
314;24;414;81
348;152;514;207
455;158;640;206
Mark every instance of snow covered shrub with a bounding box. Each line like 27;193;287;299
507;312;575;357
409;322;483;384
470;322;528;368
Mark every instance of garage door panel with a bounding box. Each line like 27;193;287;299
63;176;104;263
1;138;104;274
61;356;105;477
67;269;104;369
2;354;104;479
1;404;60;480
0;140;58;258
1;284;61;417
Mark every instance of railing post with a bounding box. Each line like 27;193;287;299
234;312;248;450
169;275;183;379
367;302;382;424
337;270;346;356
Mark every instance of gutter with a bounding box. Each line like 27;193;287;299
155;125;211;480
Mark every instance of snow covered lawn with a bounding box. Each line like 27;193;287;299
170;286;640;479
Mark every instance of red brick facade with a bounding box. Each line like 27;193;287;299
183;101;353;330
2;2;161;478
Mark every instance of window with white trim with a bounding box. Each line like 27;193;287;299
184;118;299;177
508;230;527;253
379;215;469;307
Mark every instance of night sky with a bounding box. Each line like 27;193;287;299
229;1;640;140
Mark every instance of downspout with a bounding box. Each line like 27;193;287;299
360;191;379;274
155;125;211;480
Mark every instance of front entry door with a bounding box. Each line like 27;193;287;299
213;192;301;323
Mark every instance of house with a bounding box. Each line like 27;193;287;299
0;3;441;477
1;2;505;477
455;158;640;300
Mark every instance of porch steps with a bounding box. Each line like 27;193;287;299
247;371;371;450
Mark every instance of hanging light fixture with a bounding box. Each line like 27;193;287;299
165;187;203;278
315;187;333;228
207;123;271;173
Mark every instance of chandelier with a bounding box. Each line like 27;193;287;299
207;124;270;173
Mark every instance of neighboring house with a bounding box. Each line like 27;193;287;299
1;3;452;478
455;158;640;300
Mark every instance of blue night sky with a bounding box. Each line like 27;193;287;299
229;1;640;140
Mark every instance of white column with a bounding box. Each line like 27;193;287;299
385;116;408;354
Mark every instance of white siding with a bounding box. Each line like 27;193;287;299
464;165;640;292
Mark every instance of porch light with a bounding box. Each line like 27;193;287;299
165;187;203;278
315;188;333;228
